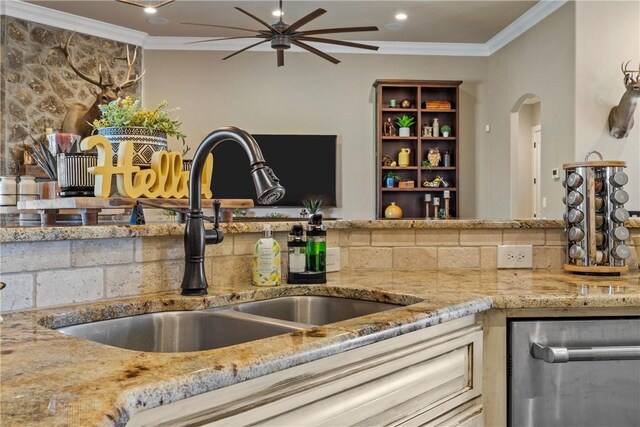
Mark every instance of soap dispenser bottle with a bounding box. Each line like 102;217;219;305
252;224;281;287
306;213;326;275
287;224;306;283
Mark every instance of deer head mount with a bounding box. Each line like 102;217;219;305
58;33;145;138
608;61;640;139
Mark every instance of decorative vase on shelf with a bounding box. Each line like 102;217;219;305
432;118;440;137
398;148;411;167
384;202;403;219
398;127;410;137
97;127;168;167
384;177;396;187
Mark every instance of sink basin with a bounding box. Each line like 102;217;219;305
233;296;401;325
56;311;302;353
55;296;403;353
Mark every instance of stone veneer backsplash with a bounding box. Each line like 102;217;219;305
1;228;638;312
0;16;142;174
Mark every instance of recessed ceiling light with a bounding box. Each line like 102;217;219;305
272;10;284;17
144;7;157;14
384;22;404;31
148;17;169;25
395;12;407;21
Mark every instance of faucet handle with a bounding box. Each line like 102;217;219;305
213;199;221;229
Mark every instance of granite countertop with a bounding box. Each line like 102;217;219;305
1;269;640;426
0;219;573;243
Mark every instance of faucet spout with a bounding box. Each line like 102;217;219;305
182;126;285;296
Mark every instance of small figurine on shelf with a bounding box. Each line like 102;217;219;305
383;117;396;136
382;154;393;166
427;148;441;167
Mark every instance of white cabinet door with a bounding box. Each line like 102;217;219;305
129;315;482;427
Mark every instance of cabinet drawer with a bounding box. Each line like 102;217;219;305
130;315;482;427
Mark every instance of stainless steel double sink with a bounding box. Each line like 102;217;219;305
56;296;402;353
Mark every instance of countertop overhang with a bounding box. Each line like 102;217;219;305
0;219;586;243
1;269;639;426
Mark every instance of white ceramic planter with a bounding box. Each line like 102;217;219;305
399;127;410;137
97;127;168;167
442;131;450;137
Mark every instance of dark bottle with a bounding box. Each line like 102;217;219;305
306;213;326;273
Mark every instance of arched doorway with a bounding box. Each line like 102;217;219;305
510;94;542;218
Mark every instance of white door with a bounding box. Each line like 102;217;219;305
531;125;542;218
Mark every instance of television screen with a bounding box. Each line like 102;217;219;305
209;134;337;207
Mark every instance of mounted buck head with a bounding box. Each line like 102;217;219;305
58;33;145;138
608;61;640;139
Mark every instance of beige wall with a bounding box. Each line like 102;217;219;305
142;51;488;219
486;2;576;219
574;0;640;211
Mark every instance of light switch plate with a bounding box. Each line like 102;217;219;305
326;247;340;272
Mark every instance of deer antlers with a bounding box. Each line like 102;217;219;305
58;32;145;93
621;61;640;86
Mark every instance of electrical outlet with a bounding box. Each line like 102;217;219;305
497;245;533;269
326;247;341;272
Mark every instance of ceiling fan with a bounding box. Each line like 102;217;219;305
182;0;379;67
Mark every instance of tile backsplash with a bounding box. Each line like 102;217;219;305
1;228;637;312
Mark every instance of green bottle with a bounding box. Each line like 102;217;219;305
306;213;326;272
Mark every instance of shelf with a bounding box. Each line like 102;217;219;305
420;167;456;170
382;108;418;112
382;188;457;192
376;80;461;219
382;166;419;170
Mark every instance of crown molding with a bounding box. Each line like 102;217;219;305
144;37;489;56
1;0;148;46
485;0;568;55
2;0;566;57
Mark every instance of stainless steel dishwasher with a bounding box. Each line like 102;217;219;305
508;317;640;427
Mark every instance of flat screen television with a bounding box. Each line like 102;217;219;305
209;134;337;207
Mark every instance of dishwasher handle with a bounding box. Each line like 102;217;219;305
531;342;640;363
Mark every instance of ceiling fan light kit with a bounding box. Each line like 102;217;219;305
117;0;175;10
183;0;379;67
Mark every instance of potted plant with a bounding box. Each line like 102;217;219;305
92;96;187;167
395;115;415;137
303;198;325;214
441;125;452;137
383;171;400;187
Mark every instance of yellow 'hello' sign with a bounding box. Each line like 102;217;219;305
81;135;213;199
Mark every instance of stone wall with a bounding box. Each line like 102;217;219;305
0;16;142;174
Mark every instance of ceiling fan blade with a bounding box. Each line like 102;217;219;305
186;36;262;45
298;36;379;51
182;22;262;33
291;40;340;65
235;7;279;33
277;49;284;67
301;26;379;36
286;8;327;33
222;39;269;60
